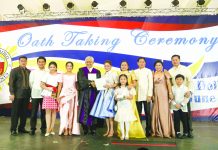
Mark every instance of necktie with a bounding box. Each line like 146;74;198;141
21;68;29;89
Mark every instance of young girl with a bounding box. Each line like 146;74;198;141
114;74;137;140
117;60;145;139
90;60;118;137
57;62;80;136
41;61;59;136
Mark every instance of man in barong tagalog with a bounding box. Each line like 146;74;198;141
77;56;101;135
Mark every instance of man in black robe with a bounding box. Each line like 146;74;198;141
77;56;101;135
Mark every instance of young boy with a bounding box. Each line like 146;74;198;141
171;74;189;139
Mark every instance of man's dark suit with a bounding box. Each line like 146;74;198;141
9;66;31;132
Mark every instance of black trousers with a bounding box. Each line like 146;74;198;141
10;98;29;132
187;101;193;134
82;124;96;133
96;118;104;128
136;101;151;135
173;109;188;135
30;98;46;131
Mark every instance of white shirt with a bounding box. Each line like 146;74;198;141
103;70;118;85
41;72;59;87
171;84;189;112
40;73;60;97
88;67;93;72
29;68;47;98
134;68;153;101
169;65;194;93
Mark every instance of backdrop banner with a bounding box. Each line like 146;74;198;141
0;16;218;121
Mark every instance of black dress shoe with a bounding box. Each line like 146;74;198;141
90;130;96;136
29;130;35;135
18;129;29;134
84;130;88;135
41;130;46;134
188;133;194;138
11;131;18;136
176;133;183;139
146;131;151;137
82;125;89;135
182;133;188;139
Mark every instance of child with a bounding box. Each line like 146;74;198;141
41;61;59;137
114;74;137;140
171;74;190;139
117;60;145;138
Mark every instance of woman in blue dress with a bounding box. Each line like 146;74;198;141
90;60;118;137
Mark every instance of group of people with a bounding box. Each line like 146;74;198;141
8;54;194;140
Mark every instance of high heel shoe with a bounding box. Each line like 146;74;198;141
64;131;68;136
120;136;124;140
107;131;114;137
68;130;72;136
125;135;129;140
49;128;55;135
45;133;50;137
103;131;109;136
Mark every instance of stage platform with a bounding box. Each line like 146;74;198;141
0;116;217;150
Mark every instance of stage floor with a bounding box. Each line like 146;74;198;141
0;116;217;150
